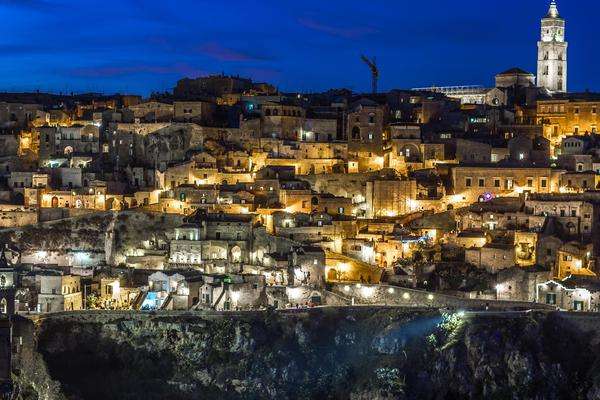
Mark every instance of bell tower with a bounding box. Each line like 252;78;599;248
537;1;567;93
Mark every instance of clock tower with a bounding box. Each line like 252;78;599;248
537;1;567;93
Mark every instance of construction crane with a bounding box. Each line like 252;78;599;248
360;55;379;94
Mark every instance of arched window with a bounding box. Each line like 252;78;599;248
352;126;360;140
0;298;7;314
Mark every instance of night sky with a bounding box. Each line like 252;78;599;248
0;0;597;96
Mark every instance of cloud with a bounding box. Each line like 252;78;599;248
197;42;269;62
69;63;206;78
298;17;376;39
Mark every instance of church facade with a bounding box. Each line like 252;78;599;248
537;1;567;93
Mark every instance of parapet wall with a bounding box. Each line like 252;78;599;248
330;283;555;310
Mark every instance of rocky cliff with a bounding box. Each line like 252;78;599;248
11;308;600;400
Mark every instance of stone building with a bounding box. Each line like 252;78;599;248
451;162;563;205
555;242;594;279
496;267;551;302
347;99;386;156
125;102;174;122
38;124;100;161
525;196;594;237
537;95;600;148
465;243;515;273
0;102;42;129
536;277;600;311
36;273;83;313
0;249;16;316
495;68;536;89
168;211;258;272
173;101;215;124
365;177;417;218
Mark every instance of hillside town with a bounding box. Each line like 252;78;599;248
0;1;598;324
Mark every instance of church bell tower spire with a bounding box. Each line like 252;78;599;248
537;1;567;93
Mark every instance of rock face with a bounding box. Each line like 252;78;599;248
12;309;600;400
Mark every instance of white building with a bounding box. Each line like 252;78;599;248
537;1;567;93
36;274;83;313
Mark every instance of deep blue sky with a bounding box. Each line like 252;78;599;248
0;0;596;96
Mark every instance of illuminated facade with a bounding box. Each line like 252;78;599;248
537;1;567;93
538;98;600;148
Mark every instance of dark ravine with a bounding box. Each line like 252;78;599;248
10;308;600;400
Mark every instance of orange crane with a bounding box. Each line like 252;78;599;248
361;55;379;94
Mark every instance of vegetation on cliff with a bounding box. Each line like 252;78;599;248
14;309;600;400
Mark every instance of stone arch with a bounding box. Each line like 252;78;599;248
400;143;421;161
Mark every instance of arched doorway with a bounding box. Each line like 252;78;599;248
327;269;338;282
13;192;24;205
230;246;242;263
